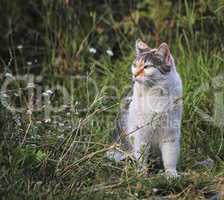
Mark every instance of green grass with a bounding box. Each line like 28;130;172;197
1;0;224;199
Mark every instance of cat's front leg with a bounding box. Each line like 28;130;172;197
160;139;180;178
131;132;149;171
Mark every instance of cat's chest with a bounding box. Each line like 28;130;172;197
129;96;158;127
132;88;169;114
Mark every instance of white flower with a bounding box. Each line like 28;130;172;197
42;92;49;96
5;73;13;78
42;90;53;96
2;93;8;98
152;188;159;193
106;49;114;56
44;118;51;123
27;61;32;65
17;45;23;50
46;89;53;95
89;47;97;54
58;122;64;127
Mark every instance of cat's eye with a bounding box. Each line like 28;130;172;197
144;64;154;69
154;59;162;66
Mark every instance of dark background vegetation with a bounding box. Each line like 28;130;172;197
0;0;224;199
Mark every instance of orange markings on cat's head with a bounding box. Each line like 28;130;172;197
134;58;145;77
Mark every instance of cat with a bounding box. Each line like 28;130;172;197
107;39;183;177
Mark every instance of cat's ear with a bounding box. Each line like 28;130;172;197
135;39;150;56
156;42;171;63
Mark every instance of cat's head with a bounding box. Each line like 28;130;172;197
132;39;175;85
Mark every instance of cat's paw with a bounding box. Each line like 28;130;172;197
105;149;126;162
165;169;180;179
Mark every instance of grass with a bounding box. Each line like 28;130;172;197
1;0;224;199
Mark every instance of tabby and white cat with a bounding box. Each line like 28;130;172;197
107;39;183;177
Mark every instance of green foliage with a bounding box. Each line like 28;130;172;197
0;0;224;199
